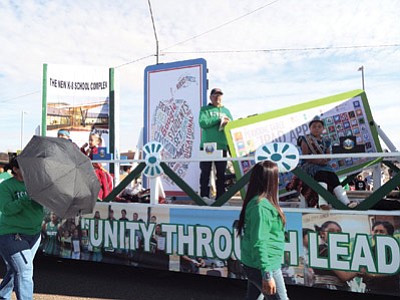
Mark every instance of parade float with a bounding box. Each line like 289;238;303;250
38;59;400;297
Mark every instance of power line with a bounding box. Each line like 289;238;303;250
0;90;40;104
0;54;154;103
162;43;400;54
0;54;155;103
3;42;398;103
114;0;281;68
161;0;281;51
113;54;156;68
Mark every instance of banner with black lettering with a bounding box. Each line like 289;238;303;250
42;64;111;148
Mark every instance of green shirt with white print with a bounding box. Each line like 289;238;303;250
0;177;44;235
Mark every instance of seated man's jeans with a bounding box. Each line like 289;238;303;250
0;233;41;300
242;264;289;300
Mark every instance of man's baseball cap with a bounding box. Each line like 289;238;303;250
210;88;223;95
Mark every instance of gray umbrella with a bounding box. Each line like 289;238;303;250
18;135;101;218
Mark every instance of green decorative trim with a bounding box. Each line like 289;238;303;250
360;92;383;152
160;163;207;205
383;160;400;173
225;90;364;134
109;68;115;175
102;163;146;202
341;173;358;187
357;171;400;210
292;168;348;210
212;169;252;207
100;160;400;210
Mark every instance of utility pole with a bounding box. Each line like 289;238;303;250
20;110;27;150
358;66;365;90
147;0;160;64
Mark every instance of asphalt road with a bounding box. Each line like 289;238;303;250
0;255;398;300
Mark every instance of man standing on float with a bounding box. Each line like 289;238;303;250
199;88;233;203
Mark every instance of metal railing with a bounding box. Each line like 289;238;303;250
97;151;400;210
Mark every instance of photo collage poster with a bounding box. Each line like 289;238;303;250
225;90;381;192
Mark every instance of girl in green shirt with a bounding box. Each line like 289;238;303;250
237;161;289;300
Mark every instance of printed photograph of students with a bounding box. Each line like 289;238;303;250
80;229;90;260
60;229;72;259
302;213;370;292
91;210;103;262
301;228;315;287
226;220;245;279
41;211;61;256
101;207;118;264
169;207;238;278
78;203;171;269
360;216;400;295
281;212;303;285
128;211;145;266
313;220;358;291
151;223;169;270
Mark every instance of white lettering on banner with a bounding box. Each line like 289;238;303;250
88;219;103;248
177;225;195;256
309;232;328;269
126;222;141;250
82;218;398;275
83;219;241;259
376;236;400;274
309;231;400;274
214;227;232;260
140;222;156;252
330;234;350;270
285;231;299;265
119;222;126;249
196;226;213;258
161;224;176;254
104;221;118;248
350;234;376;273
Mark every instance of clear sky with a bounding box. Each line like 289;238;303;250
1;0;399;152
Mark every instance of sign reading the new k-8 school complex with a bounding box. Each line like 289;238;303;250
42;64;113;148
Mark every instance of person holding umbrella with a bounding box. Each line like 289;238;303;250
0;157;44;300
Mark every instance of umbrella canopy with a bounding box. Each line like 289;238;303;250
18;136;101;218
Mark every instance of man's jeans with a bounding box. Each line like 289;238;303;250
242;265;289;300
0;233;41;300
